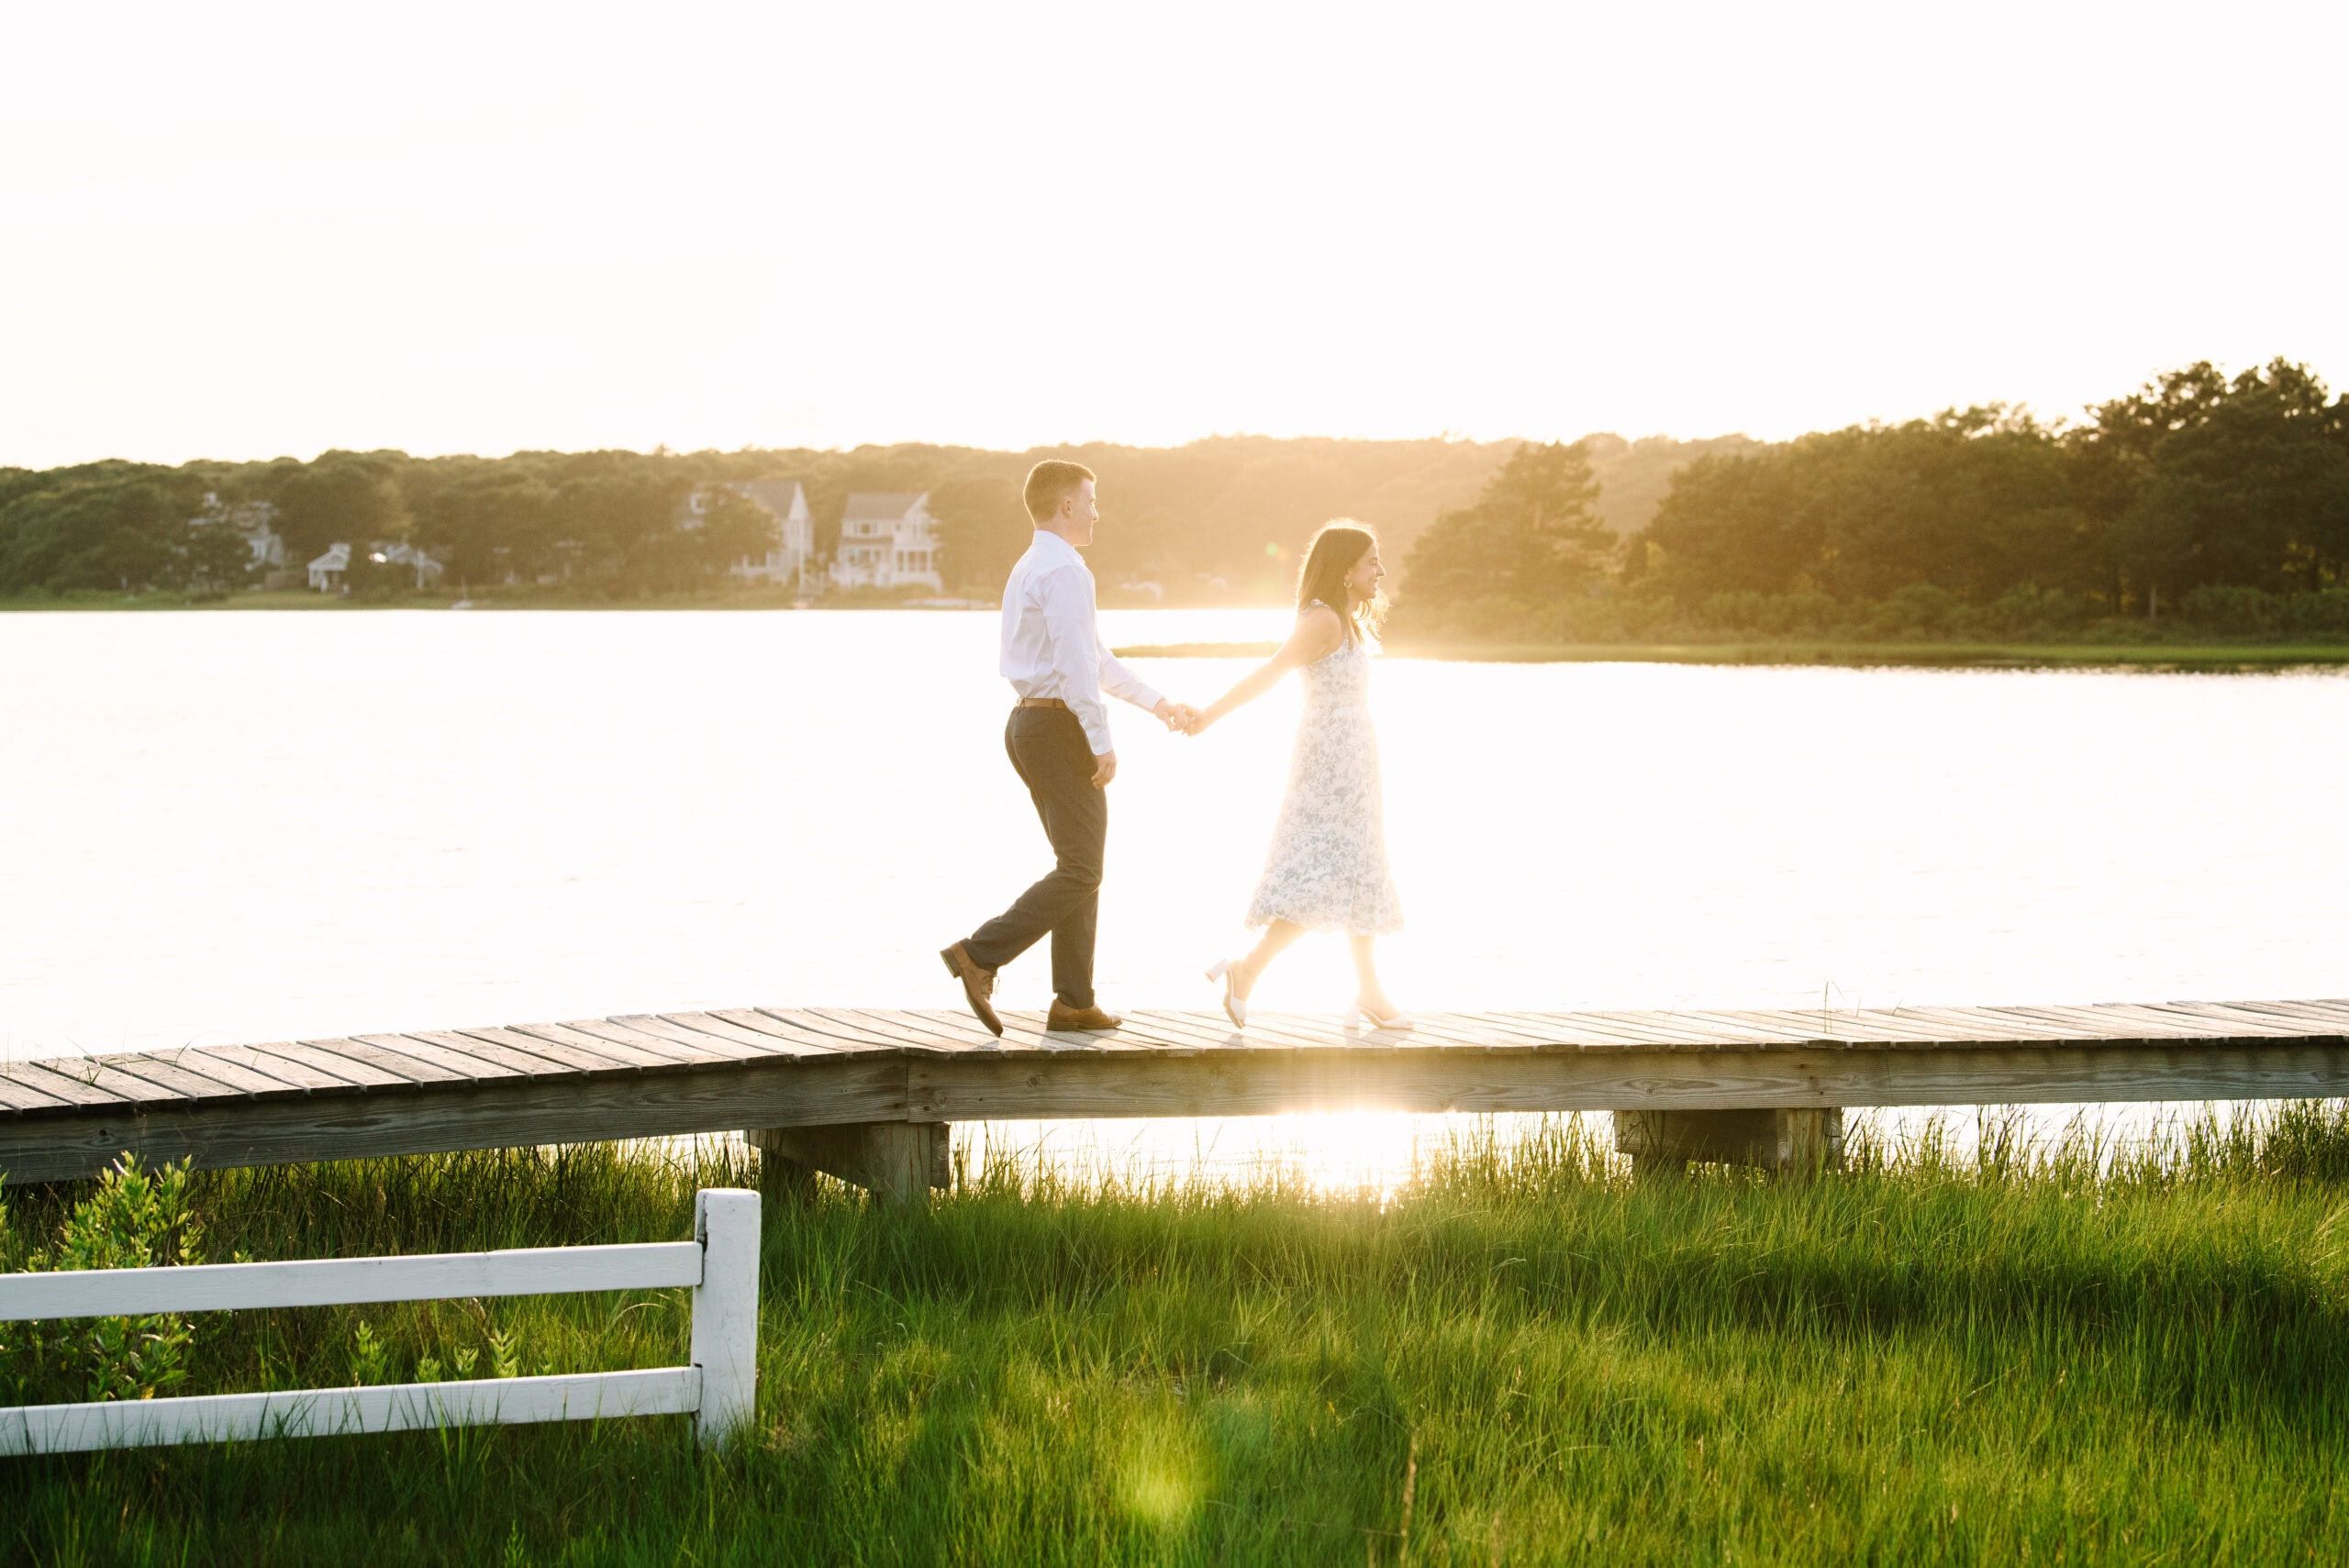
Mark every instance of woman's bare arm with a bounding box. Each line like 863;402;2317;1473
1192;604;1344;731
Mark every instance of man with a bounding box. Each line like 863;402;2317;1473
941;460;1193;1036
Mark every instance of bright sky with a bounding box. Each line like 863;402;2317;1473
2;2;2342;469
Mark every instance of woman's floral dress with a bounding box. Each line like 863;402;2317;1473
1244;612;1403;935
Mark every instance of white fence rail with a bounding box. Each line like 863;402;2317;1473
0;1187;758;1457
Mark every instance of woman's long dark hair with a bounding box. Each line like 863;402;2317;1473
1294;521;1383;644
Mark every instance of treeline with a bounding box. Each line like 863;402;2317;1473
0;434;1745;602
1397;359;2349;641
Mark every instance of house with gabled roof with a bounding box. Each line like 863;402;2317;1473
829;492;942;592
683;479;816;586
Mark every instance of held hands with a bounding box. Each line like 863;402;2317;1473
1153;698;1207;735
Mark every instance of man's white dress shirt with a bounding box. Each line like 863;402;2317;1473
999;529;1163;755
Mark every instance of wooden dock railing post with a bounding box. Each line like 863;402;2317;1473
1613;1108;1844;1177
750;1123;951;1209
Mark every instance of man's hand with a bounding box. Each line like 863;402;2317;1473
1155;698;1199;733
1090;750;1119;788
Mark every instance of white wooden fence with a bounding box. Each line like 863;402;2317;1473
0;1186;759;1456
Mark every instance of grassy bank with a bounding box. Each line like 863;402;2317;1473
1116;639;2349;671
6;1110;2349;1564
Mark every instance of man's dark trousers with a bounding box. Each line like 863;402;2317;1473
963;706;1106;1008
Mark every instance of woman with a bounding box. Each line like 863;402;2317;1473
1187;521;1407;1031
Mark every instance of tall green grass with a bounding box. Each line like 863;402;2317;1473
6;1107;2348;1565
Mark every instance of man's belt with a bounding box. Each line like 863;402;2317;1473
1016;697;1069;710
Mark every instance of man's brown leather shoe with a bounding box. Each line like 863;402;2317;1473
1046;999;1123;1032
940;942;1003;1037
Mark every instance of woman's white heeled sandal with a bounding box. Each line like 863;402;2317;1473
1352;1002;1412;1033
1206;960;1247;1029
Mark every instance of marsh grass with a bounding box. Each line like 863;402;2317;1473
5;1106;2348;1564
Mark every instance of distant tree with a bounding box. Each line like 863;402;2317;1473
2079;359;2349;605
1635;450;1819;596
929;473;1031;590
0;468;201;594
179;516;254;596
687;486;782;580
1638;409;2088;604
415;477;556;587
261;451;410;560
1402;440;1609;607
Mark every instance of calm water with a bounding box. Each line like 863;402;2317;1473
6;609;2346;1183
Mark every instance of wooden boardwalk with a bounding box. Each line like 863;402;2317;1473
5;999;2349;1189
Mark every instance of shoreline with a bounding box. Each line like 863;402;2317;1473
11;594;2349;671
1113;639;2349;672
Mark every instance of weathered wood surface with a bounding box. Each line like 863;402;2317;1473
4;1001;2348;1184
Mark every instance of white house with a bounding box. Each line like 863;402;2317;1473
307;542;350;591
380;542;446;588
685;480;815;586
189;494;287;573
307;541;443;592
829;492;942;592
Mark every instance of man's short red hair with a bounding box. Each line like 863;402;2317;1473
1023;460;1096;523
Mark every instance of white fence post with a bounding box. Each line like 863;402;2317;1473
687;1187;761;1449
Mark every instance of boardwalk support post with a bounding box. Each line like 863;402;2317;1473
751;1123;950;1208
1613;1108;1843;1176
688;1187;762;1449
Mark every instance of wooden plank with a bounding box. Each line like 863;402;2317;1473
1920;1005;2110;1040
142;1049;309;1098
798;1008;977;1054
1448;1013;1663;1051
1886;1005;2105;1041
1450;1012;1685;1051
1848;1006;2055;1042
87;1056;255;1103
2088;1002;2316;1039
1235;1012;1368;1051
0;1240;701;1320
7;1058;174;1106
206;1043;366;1093
0;1367;701;1457
1586;1011;1766;1046
0;1070;73;1112
756;1008;922;1051
1108;1011;1241;1053
442;1028;609;1076
851;1008;994;1046
2003;1004;2232;1040
608;1014;791;1062
2204;999;2349;1032
256;1041;414;1090
305;1036;470;1087
648;1013;807;1058
0;1052;912;1185
1507;1012;1708;1050
906;1039;2349;1122
359;1031;541;1082
1647;1010;1848;1046
521;1019;740;1067
2147;1002;2346;1040
699;1009;854;1057
1505;1011;1759;1049
1117;1010;1243;1051
1781;1010;1951;1044
460;1025;674;1073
